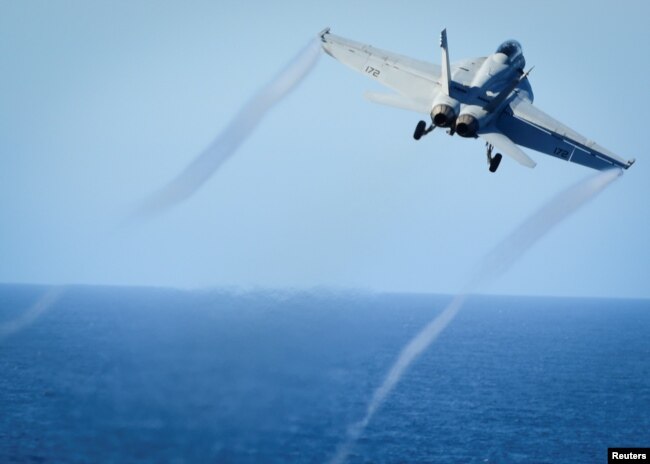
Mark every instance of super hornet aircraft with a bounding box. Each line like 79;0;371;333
320;28;635;173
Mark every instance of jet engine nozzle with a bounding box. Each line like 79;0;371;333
455;114;479;137
431;104;456;127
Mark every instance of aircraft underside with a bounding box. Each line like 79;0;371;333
412;120;503;172
320;28;635;173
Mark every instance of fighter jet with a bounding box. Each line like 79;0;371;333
320;28;635;173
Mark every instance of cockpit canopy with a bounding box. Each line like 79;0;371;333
496;40;525;69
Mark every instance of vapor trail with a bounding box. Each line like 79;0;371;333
133;37;322;219
464;167;623;293
328;168;622;464
2;38;322;338
0;287;65;342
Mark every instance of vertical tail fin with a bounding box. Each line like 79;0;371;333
440;28;451;96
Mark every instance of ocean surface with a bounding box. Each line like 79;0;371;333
1;285;648;463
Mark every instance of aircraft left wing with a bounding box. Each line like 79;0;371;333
320;29;441;111
497;96;635;170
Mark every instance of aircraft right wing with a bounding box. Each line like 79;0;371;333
320;29;441;112
497;96;634;170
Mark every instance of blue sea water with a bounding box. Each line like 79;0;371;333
1;285;649;463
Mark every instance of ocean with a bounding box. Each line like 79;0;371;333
1;285;648;463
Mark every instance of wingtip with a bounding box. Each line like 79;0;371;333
318;27;331;41
625;158;636;169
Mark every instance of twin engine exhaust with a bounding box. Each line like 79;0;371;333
430;104;478;138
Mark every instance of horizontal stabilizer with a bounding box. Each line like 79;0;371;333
363;91;431;114
480;131;537;168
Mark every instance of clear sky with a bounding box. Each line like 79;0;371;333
1;0;649;298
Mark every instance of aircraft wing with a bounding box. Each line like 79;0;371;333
320;29;441;112
497;96;634;170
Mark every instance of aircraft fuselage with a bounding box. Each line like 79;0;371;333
445;41;529;138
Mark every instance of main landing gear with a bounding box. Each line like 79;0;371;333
486;143;502;173
413;120;434;140
413;120;503;173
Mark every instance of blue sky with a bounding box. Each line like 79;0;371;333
1;0;649;297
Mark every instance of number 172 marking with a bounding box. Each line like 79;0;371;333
365;66;380;77
554;147;570;158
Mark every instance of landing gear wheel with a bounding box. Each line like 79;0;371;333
413;120;427;140
489;153;503;173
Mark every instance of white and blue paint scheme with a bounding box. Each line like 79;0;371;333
320;28;635;173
